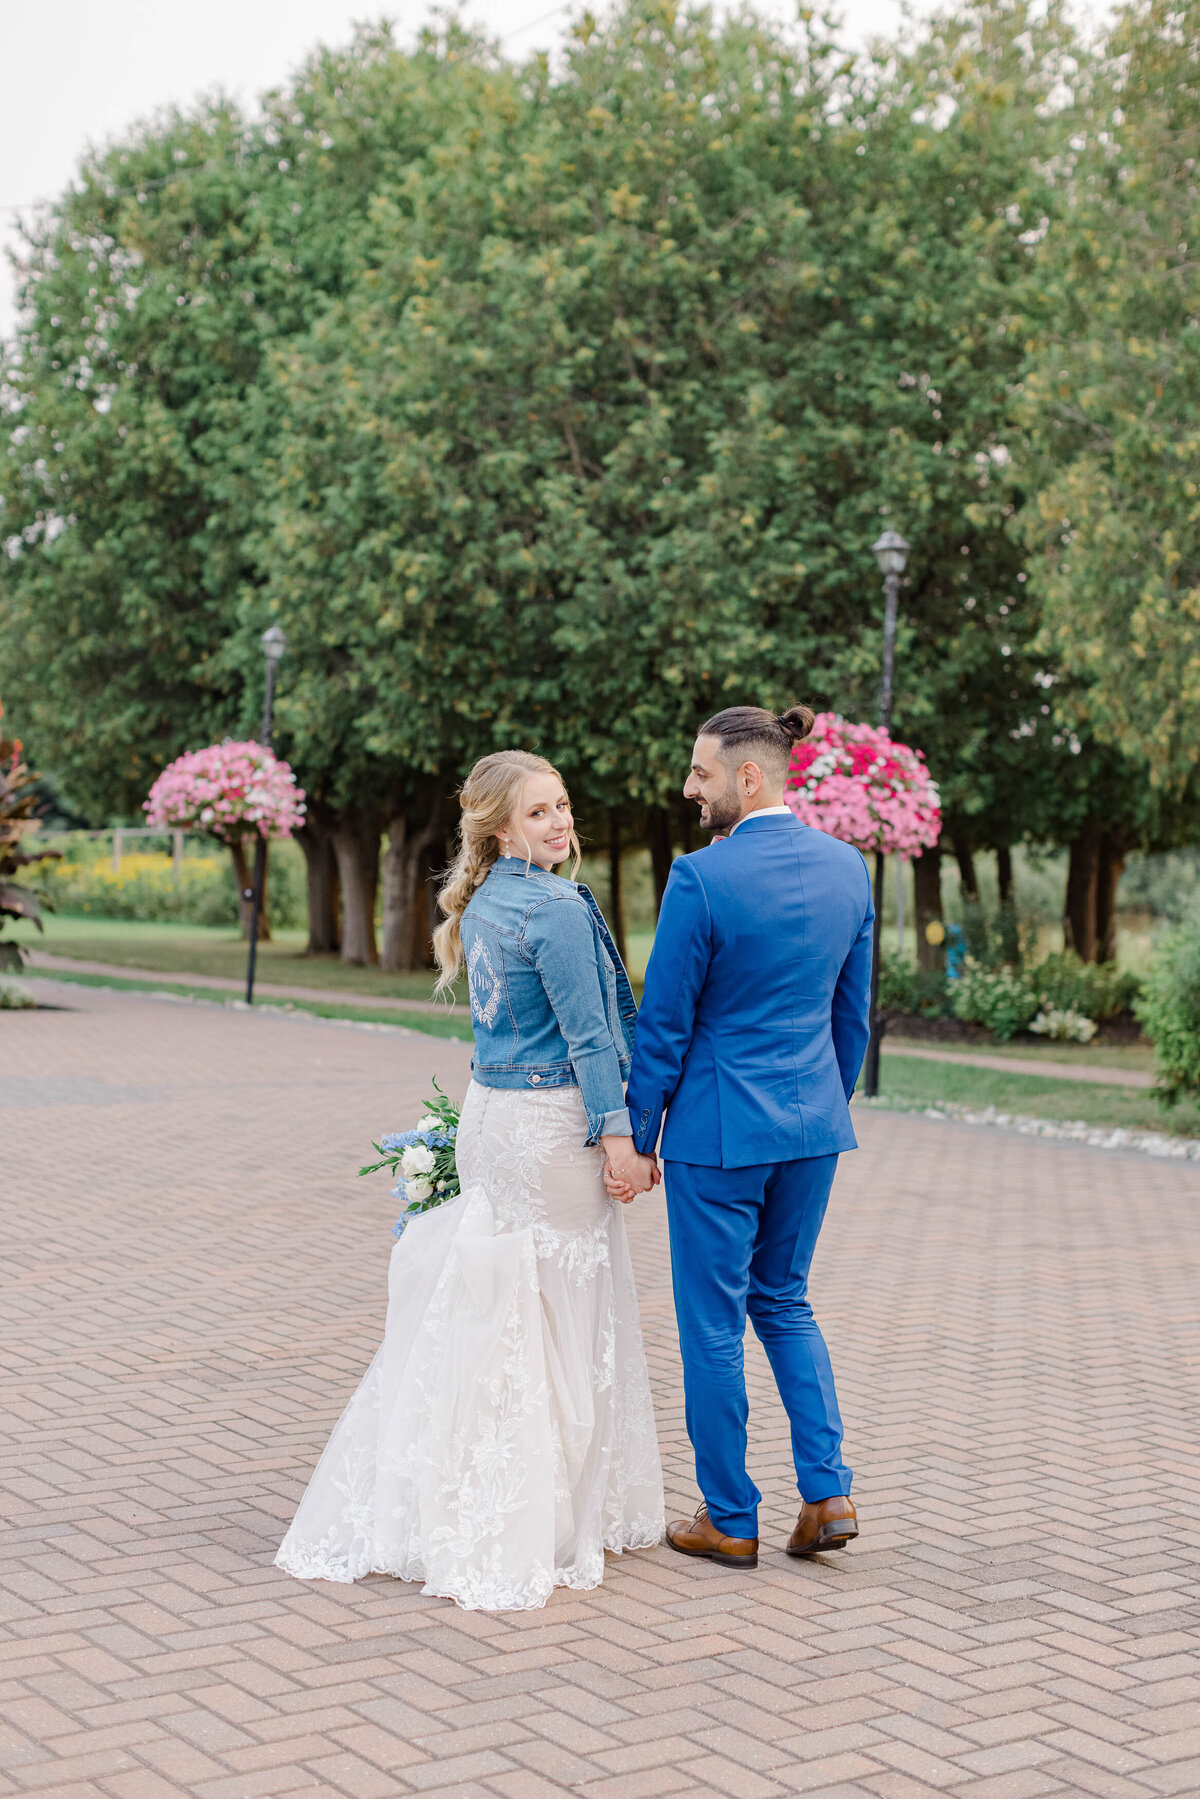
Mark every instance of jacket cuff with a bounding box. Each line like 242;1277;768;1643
597;1108;633;1138
631;1105;657;1152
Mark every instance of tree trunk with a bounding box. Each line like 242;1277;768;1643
229;836;270;942
296;817;339;954
995;841;1020;964
607;808;627;964
952;834;979;901
332;814;380;966
1095;832;1126;965
647;807;673;919
1064;826;1127;964
380;795;444;973
1064;827;1099;962
412;849;436;970
996;844;1014;907
913;845;944;971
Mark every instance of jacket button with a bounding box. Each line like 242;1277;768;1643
530;1073;541;1085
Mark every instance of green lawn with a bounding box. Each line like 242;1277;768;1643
871;1046;1196;1137
888;1029;1155;1077
11;914;458;1001
12;912;658;995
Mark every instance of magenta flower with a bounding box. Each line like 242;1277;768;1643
785;714;940;857
144;741;306;843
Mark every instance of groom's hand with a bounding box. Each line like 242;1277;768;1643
602;1147;660;1202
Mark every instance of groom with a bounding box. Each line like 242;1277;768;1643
610;704;874;1568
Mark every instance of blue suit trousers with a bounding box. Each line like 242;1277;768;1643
664;1155;852;1539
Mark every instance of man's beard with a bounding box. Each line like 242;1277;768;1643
700;789;743;836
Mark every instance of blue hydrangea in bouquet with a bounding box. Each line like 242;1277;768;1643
359;1079;460;1236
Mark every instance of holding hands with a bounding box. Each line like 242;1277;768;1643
600;1137;661;1205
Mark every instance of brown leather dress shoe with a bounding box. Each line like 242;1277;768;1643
787;1495;859;1556
666;1502;758;1569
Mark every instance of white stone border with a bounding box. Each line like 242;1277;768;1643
859;1095;1200;1162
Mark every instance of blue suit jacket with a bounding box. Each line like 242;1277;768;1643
626;812;874;1168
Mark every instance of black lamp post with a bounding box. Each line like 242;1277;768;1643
861;529;909;1099
244;625;287;1005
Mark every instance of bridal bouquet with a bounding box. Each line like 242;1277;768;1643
359;1081;461;1236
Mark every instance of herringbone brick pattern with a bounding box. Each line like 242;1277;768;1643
4;980;1199;1799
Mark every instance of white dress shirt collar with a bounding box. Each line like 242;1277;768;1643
729;805;793;834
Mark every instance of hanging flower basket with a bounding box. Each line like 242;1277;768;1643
145;740;305;842
144;740;306;942
785;713;940;857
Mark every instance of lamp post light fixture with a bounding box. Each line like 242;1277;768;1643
244;625;288;1006
862;529;910;1099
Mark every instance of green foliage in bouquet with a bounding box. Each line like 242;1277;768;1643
360;1081;462;1235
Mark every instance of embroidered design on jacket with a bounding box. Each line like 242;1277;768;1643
468;937;502;1029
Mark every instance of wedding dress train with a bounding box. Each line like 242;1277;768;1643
274;1081;664;1611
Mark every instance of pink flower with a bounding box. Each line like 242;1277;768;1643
785;713;940;857
144;741;306;842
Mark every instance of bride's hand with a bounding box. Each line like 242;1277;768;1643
602;1144;659;1201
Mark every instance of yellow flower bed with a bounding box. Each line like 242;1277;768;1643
38;849;237;923
51;851;224;888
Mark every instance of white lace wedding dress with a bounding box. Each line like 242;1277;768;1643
275;1081;664;1611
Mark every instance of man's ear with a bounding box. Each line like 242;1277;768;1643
740;760;765;798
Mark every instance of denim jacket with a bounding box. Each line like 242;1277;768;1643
460;857;637;1144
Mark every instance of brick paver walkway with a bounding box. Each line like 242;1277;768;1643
4;981;1200;1799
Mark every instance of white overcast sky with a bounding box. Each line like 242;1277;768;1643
0;0;933;341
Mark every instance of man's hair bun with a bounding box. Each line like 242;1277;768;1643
777;704;815;744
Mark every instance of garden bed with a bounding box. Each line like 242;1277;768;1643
884;1008;1148;1048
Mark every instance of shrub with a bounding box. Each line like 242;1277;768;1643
878;953;951;1017
950;965;1040;1040
39;851;239;924
1031;952;1141;1021
36;845;304;928
1137;910;1200;1106
951;950;1141;1042
959;900;1032;969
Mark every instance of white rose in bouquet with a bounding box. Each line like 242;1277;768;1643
400;1144;437;1177
361;1081;463;1239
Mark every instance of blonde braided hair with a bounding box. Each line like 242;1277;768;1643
433;750;582;997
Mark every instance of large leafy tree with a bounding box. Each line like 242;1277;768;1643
1023;0;1200;788
0;26;502;960
1016;0;1200;946
0;101;266;820
258;0;1085;941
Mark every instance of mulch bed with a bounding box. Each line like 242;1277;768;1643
884;1009;1149;1049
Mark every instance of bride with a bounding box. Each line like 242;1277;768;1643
275;750;664;1610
